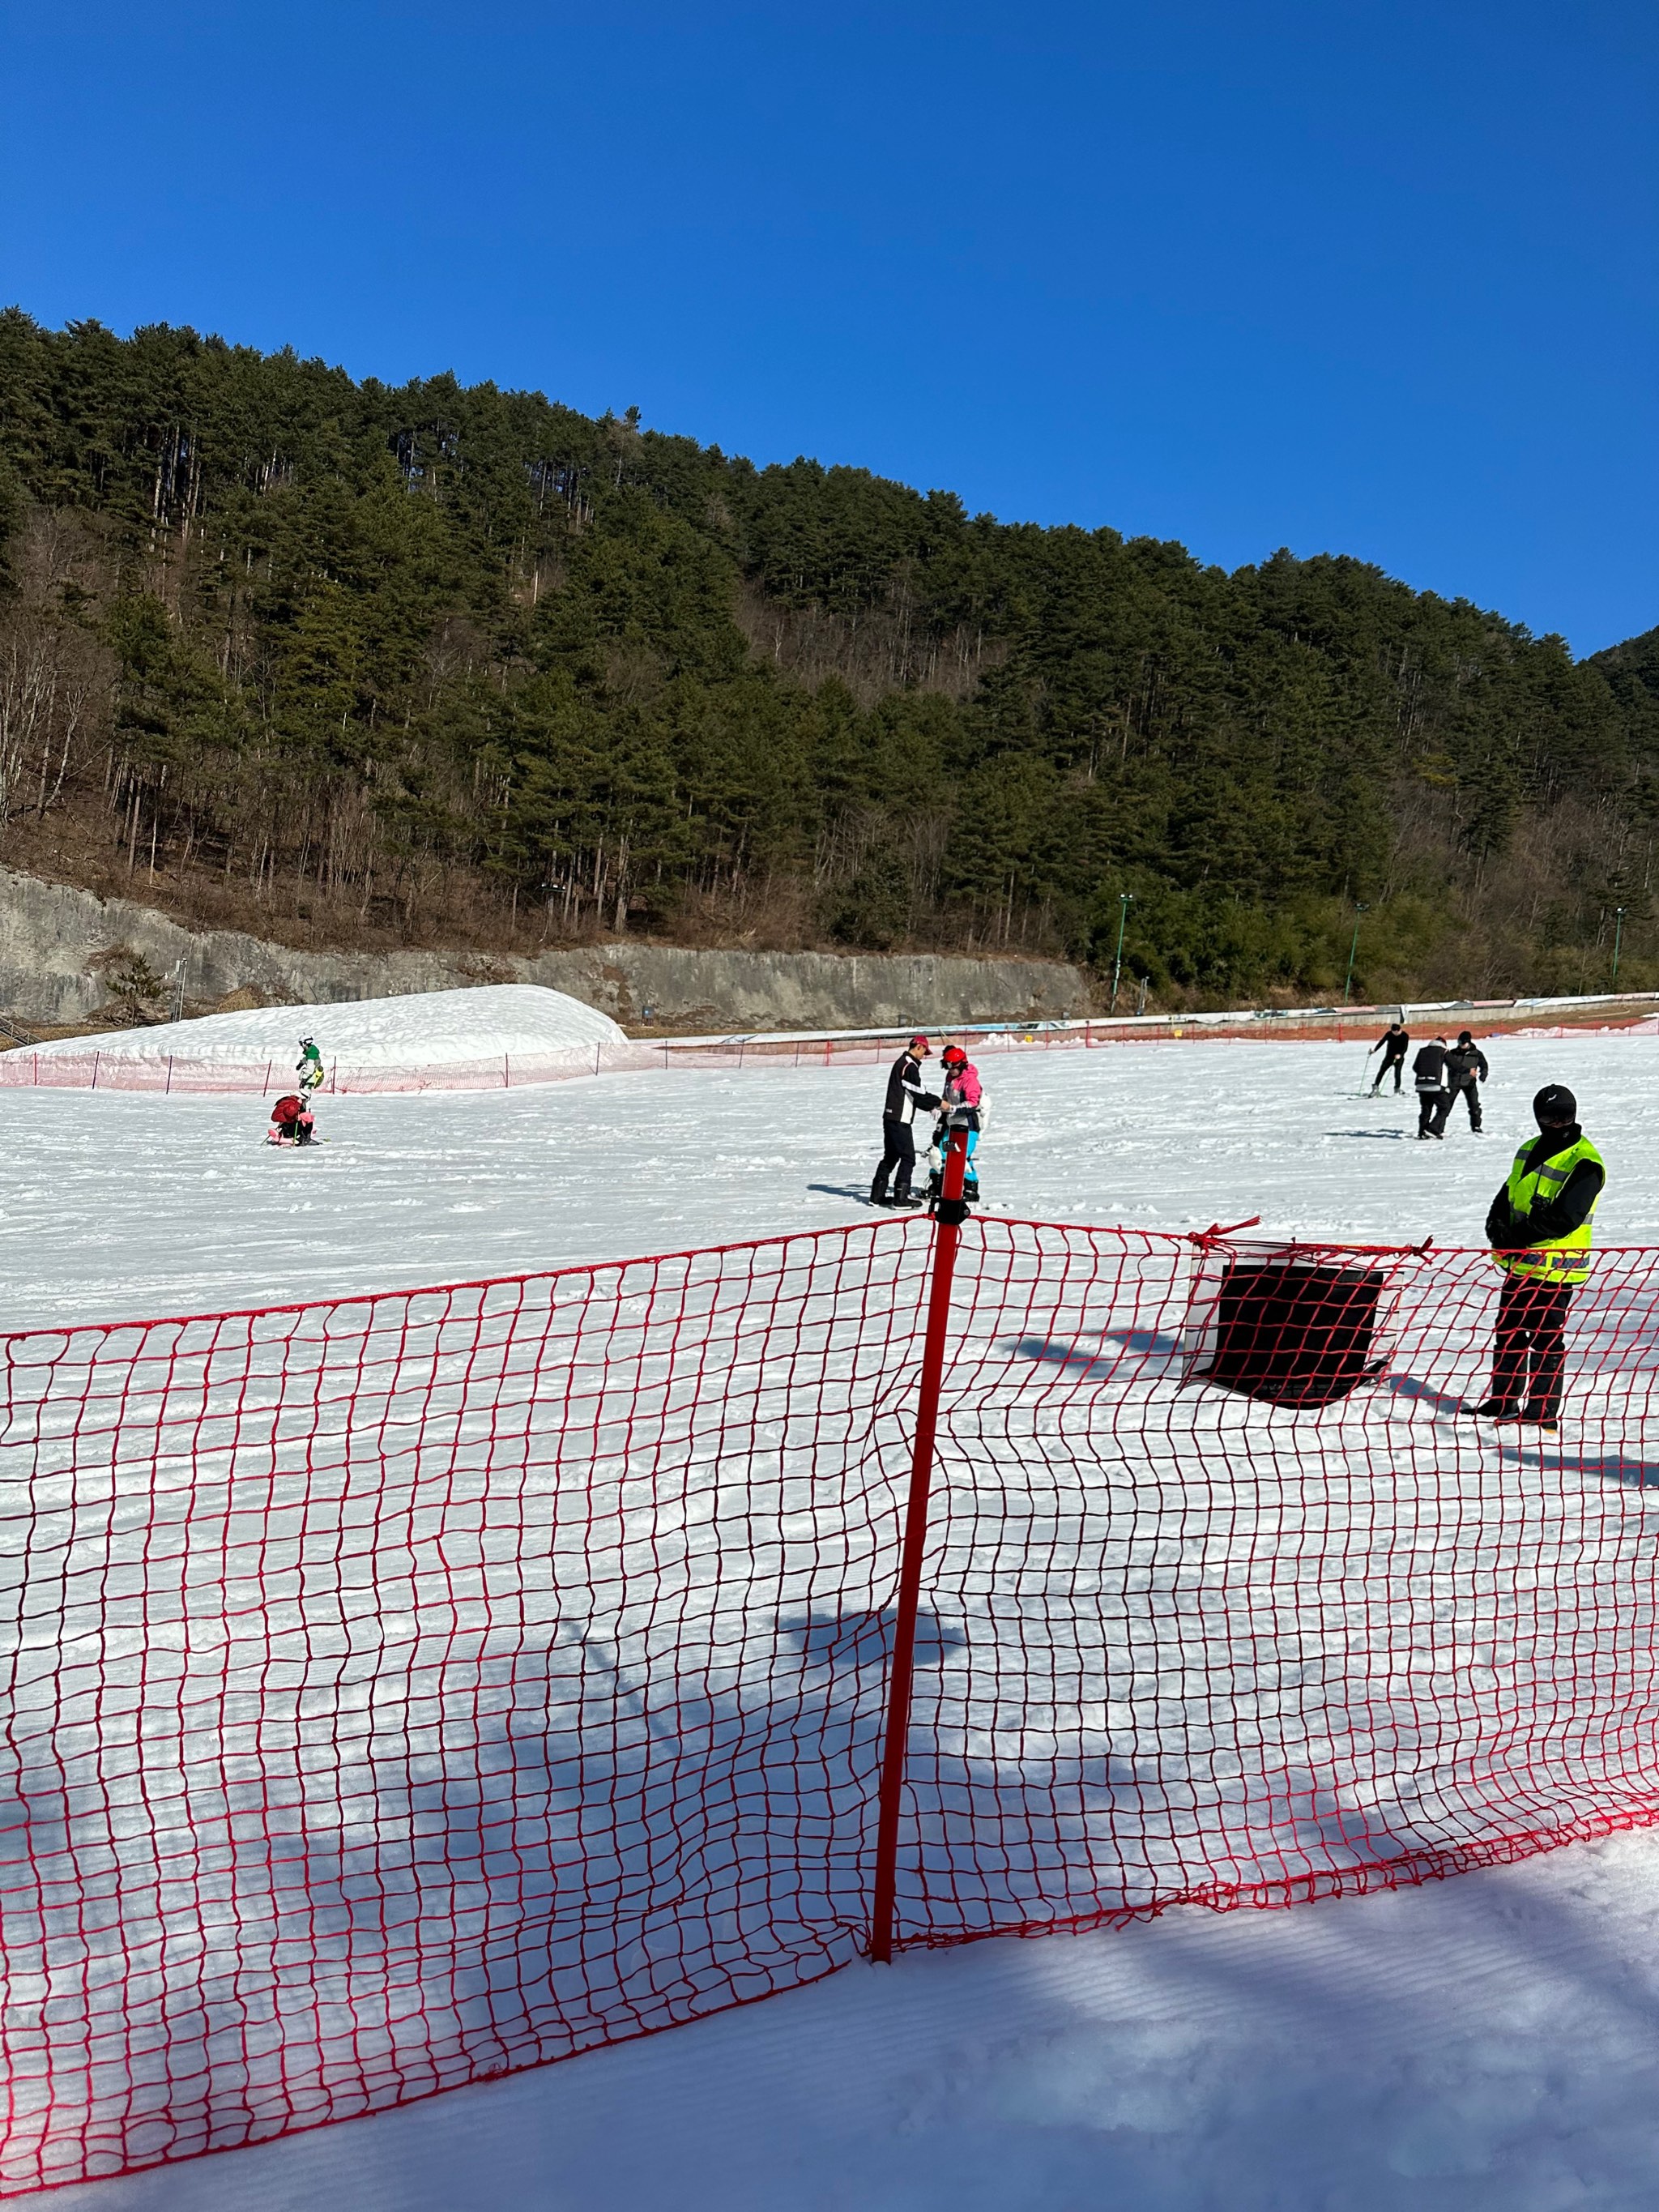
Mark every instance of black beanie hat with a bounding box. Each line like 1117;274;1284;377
1457;1029;1473;1044
1533;1084;1576;1126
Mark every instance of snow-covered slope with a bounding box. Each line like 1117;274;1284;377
17;984;642;1091
0;1031;1652;1334
10;1032;1659;2210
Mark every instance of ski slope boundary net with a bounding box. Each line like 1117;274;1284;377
4;1219;1659;2190
0;1043;655;1095
8;1013;1659;1094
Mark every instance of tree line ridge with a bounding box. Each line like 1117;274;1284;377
0;308;1655;1005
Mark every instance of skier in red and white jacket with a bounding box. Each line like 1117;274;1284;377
267;1093;317;1146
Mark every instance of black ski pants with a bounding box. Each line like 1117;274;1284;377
1373;1051;1406;1093
1490;1275;1573;1419
872;1115;917;1200
1444;1076;1482;1131
1416;1087;1448;1137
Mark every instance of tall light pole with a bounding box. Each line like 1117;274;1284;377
1343;903;1369;1005
1110;892;1133;1013
1613;906;1627;989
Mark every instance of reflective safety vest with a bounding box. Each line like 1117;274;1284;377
1494;1133;1605;1284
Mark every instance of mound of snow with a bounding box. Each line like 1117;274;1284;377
15;985;649;1093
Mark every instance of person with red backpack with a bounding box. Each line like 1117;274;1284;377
267;1093;317;1147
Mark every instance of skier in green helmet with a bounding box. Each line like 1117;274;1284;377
296;1035;325;1096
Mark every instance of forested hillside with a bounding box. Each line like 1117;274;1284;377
1;310;1654;1004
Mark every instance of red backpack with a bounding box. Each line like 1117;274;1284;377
271;1094;305;1123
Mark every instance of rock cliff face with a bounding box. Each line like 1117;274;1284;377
0;869;1093;1032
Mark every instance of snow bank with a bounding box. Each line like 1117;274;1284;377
4;985;655;1094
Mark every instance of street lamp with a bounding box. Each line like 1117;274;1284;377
1110;892;1133;1013
1343;904;1369;1005
1613;906;1627;989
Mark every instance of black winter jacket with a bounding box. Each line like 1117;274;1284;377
1444;1044;1489;1088
1412;1043;1448;1090
882;1053;940;1123
1485;1125;1606;1249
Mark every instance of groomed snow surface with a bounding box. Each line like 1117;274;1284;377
14;1028;1659;2210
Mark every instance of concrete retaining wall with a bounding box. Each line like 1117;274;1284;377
0;869;1094;1032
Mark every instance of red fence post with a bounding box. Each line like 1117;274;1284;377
868;1121;970;1964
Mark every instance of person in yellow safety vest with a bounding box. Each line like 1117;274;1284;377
1466;1083;1605;1431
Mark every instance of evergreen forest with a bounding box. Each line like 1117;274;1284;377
2;310;1656;1006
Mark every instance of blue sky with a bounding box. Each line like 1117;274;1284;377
2;0;1653;652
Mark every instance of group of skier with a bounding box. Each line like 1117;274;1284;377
1367;1020;1490;1138
868;1016;1603;1433
870;1035;984;1210
271;1006;1603;1433
1372;1029;1606;1424
267;1035;326;1147
1371;1014;1605;1423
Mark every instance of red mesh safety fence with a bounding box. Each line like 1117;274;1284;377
4;1219;1659;2189
893;1224;1659;1945
0;1044;657;1095
6;1003;1659;1095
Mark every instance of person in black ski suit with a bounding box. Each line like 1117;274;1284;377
1412;1036;1450;1138
1442;1030;1489;1132
1367;1021;1411;1094
870;1036;940;1208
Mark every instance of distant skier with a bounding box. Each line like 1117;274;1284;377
1367;1020;1410;1095
1442;1030;1490;1133
870;1036;940;1209
296;1036;326;1095
928;1044;985;1205
268;1093;317;1147
1412;1036;1451;1138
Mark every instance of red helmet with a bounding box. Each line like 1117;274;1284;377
940;1045;968;1065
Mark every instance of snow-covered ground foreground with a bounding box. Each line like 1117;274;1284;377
12;1031;1659;2211
31;1828;1659;2210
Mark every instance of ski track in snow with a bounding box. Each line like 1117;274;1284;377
15;1031;1659;2210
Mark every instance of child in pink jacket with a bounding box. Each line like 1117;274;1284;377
929;1044;984;1199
